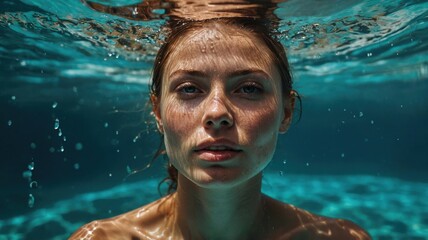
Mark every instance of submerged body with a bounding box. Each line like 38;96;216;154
70;19;370;239
70;192;370;240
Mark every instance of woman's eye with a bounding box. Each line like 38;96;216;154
238;83;263;94
181;86;198;93
176;83;201;96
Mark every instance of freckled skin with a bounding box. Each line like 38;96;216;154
69;23;371;240
158;25;286;188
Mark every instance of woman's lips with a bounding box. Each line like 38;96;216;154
194;140;242;162
194;148;242;162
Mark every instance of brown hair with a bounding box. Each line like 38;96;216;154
150;17;300;194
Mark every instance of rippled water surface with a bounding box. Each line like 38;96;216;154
1;0;428;239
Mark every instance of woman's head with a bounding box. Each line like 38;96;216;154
150;18;297;190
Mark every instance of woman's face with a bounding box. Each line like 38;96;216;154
153;23;293;188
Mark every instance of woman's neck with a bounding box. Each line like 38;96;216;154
172;173;267;240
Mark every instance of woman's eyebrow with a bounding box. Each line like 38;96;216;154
169;69;271;80
228;69;271;79
169;70;207;79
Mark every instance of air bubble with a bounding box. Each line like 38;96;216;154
104;122;109;128
28;194;35;208
7;120;12;126
109;173;113;177
279;171;284;176
74;163;80;170
54;118;60;130
306;162;310;167
30;142;37;149
371;120;375;125
52;102;58;108
359;112;364;117
283;160;287;165
341;153;345;158
20;61;27;66
58;128;63;137
49;147;55;153
75;143;83;151
367;52;372;57
126;165;132;174
11;96;16;101
60;146;65;152
22;170;32;180
28;162;34;171
30;181;38;188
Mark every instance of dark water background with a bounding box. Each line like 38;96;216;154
1;0;428;238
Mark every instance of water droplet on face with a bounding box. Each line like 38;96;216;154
54;118;60;130
28;194;35;208
52;102;58;108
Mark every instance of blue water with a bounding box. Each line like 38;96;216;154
1;0;428;239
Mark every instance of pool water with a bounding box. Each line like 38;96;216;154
1;0;428;239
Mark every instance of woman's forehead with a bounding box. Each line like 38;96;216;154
164;24;277;77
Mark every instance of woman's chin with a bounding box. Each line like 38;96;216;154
185;167;254;188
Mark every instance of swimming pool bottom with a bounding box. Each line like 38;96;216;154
0;174;426;239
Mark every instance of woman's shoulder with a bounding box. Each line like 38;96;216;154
263;195;372;240
68;195;175;240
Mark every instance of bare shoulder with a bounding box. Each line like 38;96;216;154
263;195;371;240
69;194;175;240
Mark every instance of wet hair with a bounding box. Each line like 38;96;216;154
150;17;301;194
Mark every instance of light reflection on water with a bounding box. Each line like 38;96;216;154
0;0;427;97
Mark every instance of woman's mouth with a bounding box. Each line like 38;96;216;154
195;147;242;162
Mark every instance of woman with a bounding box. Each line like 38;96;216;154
70;18;370;240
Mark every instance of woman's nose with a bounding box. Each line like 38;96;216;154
202;95;234;130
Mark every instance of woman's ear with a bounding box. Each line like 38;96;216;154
150;94;164;134
279;90;296;134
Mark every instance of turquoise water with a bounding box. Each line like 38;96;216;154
1;0;428;239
